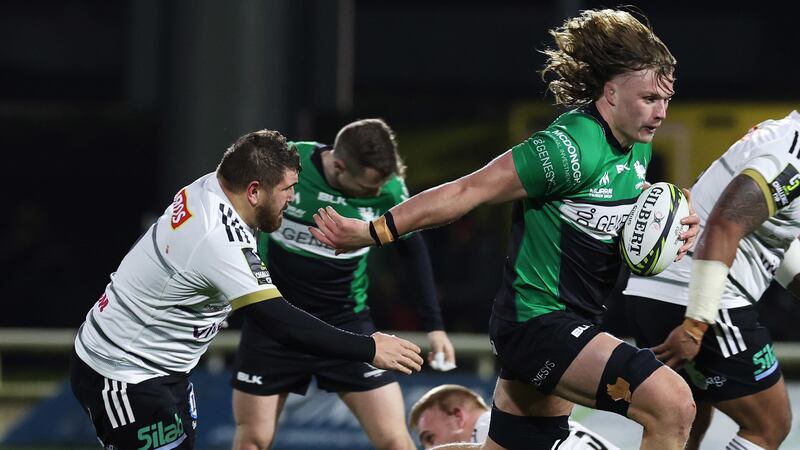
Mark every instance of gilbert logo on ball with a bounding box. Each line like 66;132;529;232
620;182;689;276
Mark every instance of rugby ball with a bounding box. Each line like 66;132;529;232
620;182;689;276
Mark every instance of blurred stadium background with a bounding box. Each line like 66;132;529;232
2;0;800;448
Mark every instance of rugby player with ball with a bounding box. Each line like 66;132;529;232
309;9;701;450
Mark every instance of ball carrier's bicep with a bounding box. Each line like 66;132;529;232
390;150;527;236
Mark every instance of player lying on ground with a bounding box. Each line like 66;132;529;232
409;384;619;450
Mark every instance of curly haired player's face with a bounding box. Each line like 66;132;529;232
607;68;674;147
255;168;298;232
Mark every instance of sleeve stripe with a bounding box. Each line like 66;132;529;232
230;288;282;311
741;168;777;216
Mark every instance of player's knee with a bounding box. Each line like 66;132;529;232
595;342;665;417
749;408;792;449
487;405;569;450
369;430;414;450
233;425;275;450
638;368;695;437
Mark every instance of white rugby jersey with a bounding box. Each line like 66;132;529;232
471;411;619;450
627;111;800;309
75;173;281;383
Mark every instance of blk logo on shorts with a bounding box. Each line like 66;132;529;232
236;371;263;385
571;325;590;338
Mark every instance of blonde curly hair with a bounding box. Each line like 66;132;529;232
541;8;676;107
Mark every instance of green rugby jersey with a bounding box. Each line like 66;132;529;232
258;142;410;325
494;104;651;323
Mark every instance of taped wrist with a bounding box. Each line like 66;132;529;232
686;259;729;324
368;211;400;246
682;318;708;343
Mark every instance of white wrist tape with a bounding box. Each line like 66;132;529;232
686;259;729;323
775;239;800;288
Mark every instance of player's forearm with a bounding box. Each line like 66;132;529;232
692;217;741;267
243;297;375;361
686;174;769;327
390;178;483;236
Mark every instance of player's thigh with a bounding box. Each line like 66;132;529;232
492;378;573;417
552;331;625;406
489;311;603;396
232;390;288;431
714;376;791;440
339;382;411;439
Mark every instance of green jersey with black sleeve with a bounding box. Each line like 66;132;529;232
259;142;442;328
494;104;651;323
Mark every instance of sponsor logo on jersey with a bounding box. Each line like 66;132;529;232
589;188;614;199
136;413;185;450
599;172;610;186
242;248;272;285
236;371;263;385
560;200;632;238
193;319;226;339
531;360;556;387
552;129;581;184
634;160;647;180
318;192;348;205
570;324;591;338
97;293;110;312
532;137;557;193
358;207;378;221
769;164;800;208
284;205;306;218
170;189;193;230
272;219;370;259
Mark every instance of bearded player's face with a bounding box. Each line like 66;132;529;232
255;169;298;232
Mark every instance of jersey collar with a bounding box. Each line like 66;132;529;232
206;173;256;235
577;102;630;153
311;144;338;190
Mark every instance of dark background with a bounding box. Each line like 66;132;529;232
3;0;800;338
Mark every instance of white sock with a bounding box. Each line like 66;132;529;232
726;435;767;450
